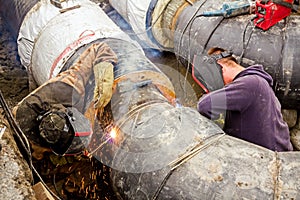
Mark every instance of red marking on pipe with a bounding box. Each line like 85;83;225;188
49;30;96;79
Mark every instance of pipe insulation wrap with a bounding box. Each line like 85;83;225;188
109;0;187;50
17;0;135;85
148;0;183;50
17;0;61;69
110;107;300;199
109;0;157;49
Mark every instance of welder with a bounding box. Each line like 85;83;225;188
196;47;293;152
13;42;118;157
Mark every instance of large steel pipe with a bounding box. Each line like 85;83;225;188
109;0;300;110
174;0;300;110
2;0;300;199
97;40;300;200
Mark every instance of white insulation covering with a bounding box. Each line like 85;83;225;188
18;0;59;69
18;0;132;85
109;0;159;49
151;0;174;49
109;0;176;50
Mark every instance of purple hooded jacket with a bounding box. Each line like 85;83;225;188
197;65;293;152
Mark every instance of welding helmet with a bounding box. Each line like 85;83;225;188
38;106;92;155
192;51;233;93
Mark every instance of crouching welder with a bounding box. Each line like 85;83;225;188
13;42;118;157
196;47;293;152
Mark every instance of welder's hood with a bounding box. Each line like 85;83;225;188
38;106;92;155
192;54;224;93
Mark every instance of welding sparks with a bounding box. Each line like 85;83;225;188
109;127;117;139
88;125;118;157
88;137;111;158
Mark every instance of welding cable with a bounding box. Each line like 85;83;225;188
175;0;208;93
53;173;67;200
0;90;32;163
179;3;225;97
32;165;63;200
238;19;255;64
185;13;224;76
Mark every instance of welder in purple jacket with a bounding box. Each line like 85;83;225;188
197;47;293;152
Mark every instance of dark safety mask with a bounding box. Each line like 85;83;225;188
192;51;233;93
38;106;92;156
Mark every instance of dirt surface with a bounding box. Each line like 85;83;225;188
0;18;28;107
0;14;36;200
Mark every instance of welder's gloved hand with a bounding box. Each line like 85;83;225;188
93;62;114;116
213;113;225;129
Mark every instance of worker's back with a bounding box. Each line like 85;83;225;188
223;65;293;151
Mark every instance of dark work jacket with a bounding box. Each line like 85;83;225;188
197;65;293;152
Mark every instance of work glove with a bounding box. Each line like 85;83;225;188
213;113;225;129
93;61;114;117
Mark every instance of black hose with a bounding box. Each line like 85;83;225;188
0;90;32;164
